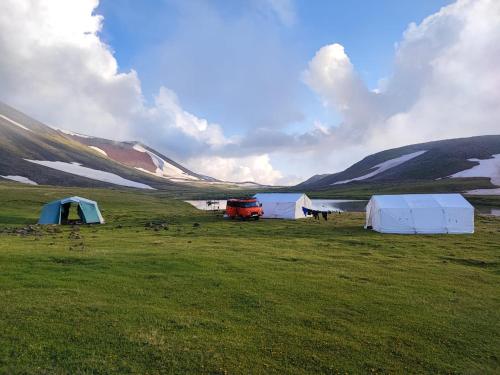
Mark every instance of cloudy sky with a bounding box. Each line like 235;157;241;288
0;0;499;185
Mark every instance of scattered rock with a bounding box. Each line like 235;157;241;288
69;232;82;240
0;225;44;237
145;221;169;231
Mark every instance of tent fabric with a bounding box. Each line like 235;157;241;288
79;201;102;223
38;196;105;224
365;194;474;234
254;193;312;219
38;201;61;225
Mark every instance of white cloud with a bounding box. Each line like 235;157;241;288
187;154;283;186
0;0;141;140
303;43;383;138
0;0;284;185
304;0;500;158
149;87;231;148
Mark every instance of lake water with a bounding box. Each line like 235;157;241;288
185;200;500;216
309;199;367;212
185;199;367;212
476;207;500;217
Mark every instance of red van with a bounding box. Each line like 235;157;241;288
225;198;263;220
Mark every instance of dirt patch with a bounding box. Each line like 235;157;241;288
440;256;498;268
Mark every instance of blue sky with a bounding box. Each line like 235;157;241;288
97;0;453;87
97;0;452;136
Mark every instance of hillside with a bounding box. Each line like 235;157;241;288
0;101;255;191
57;130;214;183
299;136;500;194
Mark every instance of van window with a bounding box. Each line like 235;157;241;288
240;202;259;208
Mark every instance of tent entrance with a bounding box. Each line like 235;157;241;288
60;203;85;225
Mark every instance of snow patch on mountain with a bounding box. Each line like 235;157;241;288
333;150;427;185
0;175;38;185
132;144;200;180
88;146;107;157
450;154;500;186
0;114;33;132
466;188;500;196
58;128;92;138
25;160;154;189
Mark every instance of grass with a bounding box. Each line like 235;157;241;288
0;183;499;374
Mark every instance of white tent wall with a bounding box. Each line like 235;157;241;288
250;200;281;219
268;202;296;219
295;195;313;219
254;193;312;219
379;208;414;233
365;194;474;234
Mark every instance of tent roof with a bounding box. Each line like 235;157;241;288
369;194;473;209
254;193;307;203
47;196;98;206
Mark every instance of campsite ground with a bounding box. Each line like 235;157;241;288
0;183;499;374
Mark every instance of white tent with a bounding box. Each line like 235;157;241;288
254;193;312;219
365;194;474;234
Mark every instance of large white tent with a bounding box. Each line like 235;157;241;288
365;194;474;234
254;193;312;219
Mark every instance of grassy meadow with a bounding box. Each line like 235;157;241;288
0;183;499;374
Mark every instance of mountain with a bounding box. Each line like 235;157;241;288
298;136;500;194
56;129;214;183
0;101;219;190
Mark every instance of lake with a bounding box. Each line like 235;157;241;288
475;207;500;217
185;199;500;216
185;199;368;212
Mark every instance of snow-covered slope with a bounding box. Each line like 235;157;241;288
88;146;108;156
132;144;200;181
57;129;210;183
0;175;38;185
0;113;33;132
466;187;500;195
333;151;427;185
0;100;217;190
298;135;500;191
450;154;500;186
57;128;91;138
25;160;154;189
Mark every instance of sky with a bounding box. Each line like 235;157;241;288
0;0;499;185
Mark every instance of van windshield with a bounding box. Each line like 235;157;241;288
240;201;259;208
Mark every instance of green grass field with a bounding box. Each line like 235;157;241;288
0;183;499;374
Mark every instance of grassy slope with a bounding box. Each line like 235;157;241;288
304;178;497;199
0;183;499;374
300;135;500;188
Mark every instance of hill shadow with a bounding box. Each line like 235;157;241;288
0;214;35;225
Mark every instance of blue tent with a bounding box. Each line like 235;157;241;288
38;196;105;225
